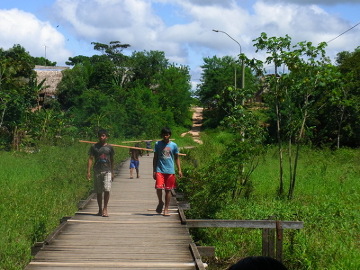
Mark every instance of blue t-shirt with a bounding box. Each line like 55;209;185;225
154;141;179;174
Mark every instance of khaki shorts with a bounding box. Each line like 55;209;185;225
94;171;112;193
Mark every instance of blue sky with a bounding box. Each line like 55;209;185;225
1;0;359;89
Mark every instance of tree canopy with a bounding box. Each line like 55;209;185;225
0;41;193;149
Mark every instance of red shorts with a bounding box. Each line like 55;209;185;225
155;172;176;190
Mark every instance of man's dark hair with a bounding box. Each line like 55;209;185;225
97;129;109;136
161;127;172;135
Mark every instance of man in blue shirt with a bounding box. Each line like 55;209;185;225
153;127;182;216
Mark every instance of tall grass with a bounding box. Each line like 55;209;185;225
0;142;128;270
180;136;360;270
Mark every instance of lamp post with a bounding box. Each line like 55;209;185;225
213;29;246;156
44;45;47;66
212;29;245;92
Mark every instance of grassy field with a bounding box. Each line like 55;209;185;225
180;137;360;270
0;142;128;270
0;132;192;270
2;132;358;270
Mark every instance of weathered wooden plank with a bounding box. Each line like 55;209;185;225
67;219;180;224
77;193;96;210
185;219;303;229
41;217;71;246
178;208;187;225
26;155;198;270
32;256;194;261
28;261;195;267
189;243;206;270
262;228;270;256
276;221;283;262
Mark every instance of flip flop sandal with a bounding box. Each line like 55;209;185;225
156;202;164;214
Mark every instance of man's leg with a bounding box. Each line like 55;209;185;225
97;193;102;215
163;190;172;216
156;189;164;213
101;172;112;217
130;168;134;178
102;191;110;217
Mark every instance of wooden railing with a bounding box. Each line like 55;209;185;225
177;203;303;263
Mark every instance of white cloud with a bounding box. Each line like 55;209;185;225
52;0;164;45
261;0;360;5
250;2;360;57
0;9;71;66
1;0;359;80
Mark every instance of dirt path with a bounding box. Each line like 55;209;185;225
181;106;203;144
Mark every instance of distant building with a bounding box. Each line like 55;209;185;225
34;65;69;106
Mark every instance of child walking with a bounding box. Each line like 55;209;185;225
129;143;142;179
87;129;115;217
153;127;182;216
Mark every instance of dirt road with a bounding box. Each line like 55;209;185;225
181;106;203;144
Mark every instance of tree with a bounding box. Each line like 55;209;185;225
127;50;168;88
58;44;192;138
250;33;342;199
65;55;91;66
156;64;193;126
252;33;292;196
32;56;56;66
332;47;360;147
0;45;39;148
196;56;237;127
57;63;92;110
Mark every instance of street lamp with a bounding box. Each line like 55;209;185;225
212;29;245;91
213;29;246;151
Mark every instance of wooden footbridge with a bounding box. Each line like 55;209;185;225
26;151;303;269
26;154;205;270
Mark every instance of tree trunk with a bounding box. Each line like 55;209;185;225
0;105;6;129
275;82;284;196
288;110;307;200
336;105;345;149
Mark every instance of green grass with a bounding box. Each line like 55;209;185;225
0;142;128;270
2;134;358;270
181;141;360;270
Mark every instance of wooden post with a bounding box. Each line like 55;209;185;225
276;220;283;262
262;228;269;256
189;243;206;270
262;227;275;258
262;216;275;258
181;213;303;262
261;218;283;261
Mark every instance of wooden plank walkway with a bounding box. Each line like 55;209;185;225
26;154;199;270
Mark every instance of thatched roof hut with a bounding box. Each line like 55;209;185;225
34;65;69;96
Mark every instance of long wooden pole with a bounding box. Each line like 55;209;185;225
79;140;186;156
122;139;175;143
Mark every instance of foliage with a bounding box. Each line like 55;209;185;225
179;129;266;218
196;55;257;128
324;46;360;147
181;143;360;270
0;45;39;148
0;143;129;270
56;42;193;140
32;56;56;66
247;33;344;199
0;40;193;148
